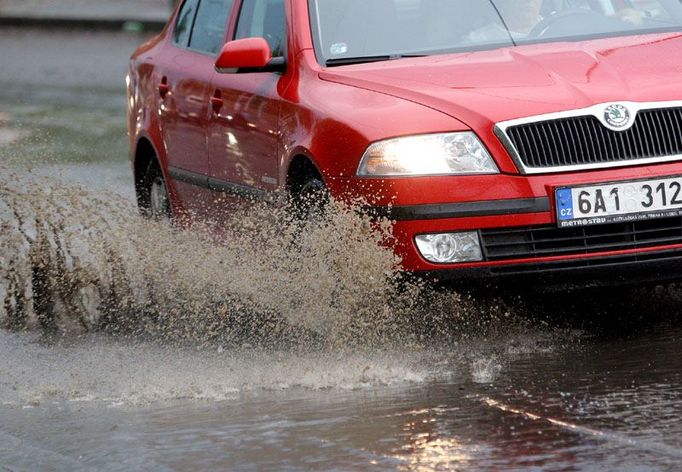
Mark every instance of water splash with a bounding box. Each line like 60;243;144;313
0;168;511;348
0;168;566;404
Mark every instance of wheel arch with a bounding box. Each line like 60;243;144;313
134;137;159;184
285;152;326;196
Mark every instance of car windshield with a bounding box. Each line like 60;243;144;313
310;0;682;65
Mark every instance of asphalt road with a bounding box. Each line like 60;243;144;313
1;28;682;471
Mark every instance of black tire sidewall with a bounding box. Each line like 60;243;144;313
141;161;172;220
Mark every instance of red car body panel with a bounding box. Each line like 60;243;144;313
127;0;682;286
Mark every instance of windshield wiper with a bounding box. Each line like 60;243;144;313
325;54;425;67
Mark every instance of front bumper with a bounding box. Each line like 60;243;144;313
415;248;682;292
327;162;682;289
390;213;682;289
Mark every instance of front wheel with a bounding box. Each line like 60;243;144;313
292;175;330;221
139;161;172;221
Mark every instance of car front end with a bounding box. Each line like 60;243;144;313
330;136;682;290
303;0;682;289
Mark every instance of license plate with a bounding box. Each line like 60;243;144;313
555;176;682;228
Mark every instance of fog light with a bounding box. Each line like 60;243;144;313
415;232;483;264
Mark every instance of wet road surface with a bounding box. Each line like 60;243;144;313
2;28;682;472
1;324;681;470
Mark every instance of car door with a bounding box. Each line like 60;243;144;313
160;0;234;217
207;0;285;197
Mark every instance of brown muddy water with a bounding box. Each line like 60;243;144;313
1;167;682;471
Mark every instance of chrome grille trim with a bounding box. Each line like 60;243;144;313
495;100;682;175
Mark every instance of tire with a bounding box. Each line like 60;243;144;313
139;160;172;221
292;175;330;221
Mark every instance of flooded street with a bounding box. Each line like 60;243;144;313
1;325;682;470
2;28;682;471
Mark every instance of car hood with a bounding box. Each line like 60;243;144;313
318;33;682;130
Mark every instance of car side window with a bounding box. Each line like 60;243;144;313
189;0;235;55
174;0;200;47
235;0;286;57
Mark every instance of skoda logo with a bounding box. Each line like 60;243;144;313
604;104;631;128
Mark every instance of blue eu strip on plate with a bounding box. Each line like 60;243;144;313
556;188;574;221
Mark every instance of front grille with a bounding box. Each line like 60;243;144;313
481;216;682;261
504;107;682;170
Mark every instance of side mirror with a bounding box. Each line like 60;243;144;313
215;37;286;74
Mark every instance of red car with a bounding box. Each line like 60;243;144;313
127;0;682;289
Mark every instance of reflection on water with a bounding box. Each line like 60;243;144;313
397;423;476;471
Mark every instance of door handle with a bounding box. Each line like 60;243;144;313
210;91;223;113
159;77;169;98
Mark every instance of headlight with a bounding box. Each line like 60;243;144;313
357;132;499;177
